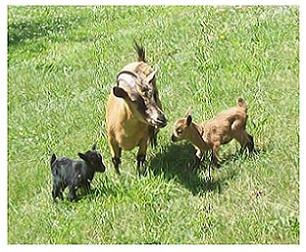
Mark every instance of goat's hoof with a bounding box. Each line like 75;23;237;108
68;195;78;202
211;161;220;168
137;167;146;177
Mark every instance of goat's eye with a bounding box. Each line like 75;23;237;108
140;87;148;96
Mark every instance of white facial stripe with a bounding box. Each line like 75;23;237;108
150;108;160;121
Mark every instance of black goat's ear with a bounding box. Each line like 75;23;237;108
186;115;192;127
113;87;128;99
92;143;97;150
50;154;56;167
78;153;88;162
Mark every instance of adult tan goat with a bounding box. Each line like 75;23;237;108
106;43;167;175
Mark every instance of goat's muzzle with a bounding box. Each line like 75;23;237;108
154;114;167;128
148;116;167;128
97;164;106;173
171;134;177;142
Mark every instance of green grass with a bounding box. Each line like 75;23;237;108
8;6;299;244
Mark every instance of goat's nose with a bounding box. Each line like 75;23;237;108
171;135;177;142
157;114;167;128
98;163;106;172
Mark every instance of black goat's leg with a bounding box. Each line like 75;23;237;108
83;182;91;194
68;185;78;202
52;180;63;202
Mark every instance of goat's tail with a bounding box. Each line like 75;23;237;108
133;41;146;62
237;98;247;111
50;153;56;168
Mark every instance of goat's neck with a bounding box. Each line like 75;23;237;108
82;161;95;180
187;122;207;151
123;102;148;127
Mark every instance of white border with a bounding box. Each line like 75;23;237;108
299;1;304;250
2;0;304;251
0;0;7;248
2;0;304;5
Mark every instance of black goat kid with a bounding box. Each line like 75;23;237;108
50;143;106;202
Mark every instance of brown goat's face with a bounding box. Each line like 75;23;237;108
136;82;167;128
171;115;192;142
113;72;167;128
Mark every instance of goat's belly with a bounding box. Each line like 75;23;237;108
117;135;145;150
221;135;233;144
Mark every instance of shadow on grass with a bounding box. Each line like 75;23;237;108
8;14;86;46
220;147;267;165
75;146;267;200
148;143;233;195
148;143;266;196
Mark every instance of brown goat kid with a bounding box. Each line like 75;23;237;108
171;98;254;172
106;43;167;175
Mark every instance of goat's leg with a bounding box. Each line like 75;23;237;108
246;132;254;152
52;179;63;202
83;182;91;194
211;143;221;167
52;185;62;202
206;144;220;179
68;185;78;202
192;147;203;169
109;137;122;175
58;191;64;200
137;138;148;176
235;131;254;153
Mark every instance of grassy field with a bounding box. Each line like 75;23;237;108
8;6;299;244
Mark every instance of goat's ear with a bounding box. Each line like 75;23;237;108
186;115;192;127
91;143;97;150
113;87;128;99
146;69;157;83
50;154;56;167
184;106;192;117
78;153;88;162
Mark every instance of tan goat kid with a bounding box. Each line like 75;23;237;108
171;98;254;173
106;44;167;175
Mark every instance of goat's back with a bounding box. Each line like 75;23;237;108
51;156;94;184
202;105;248;142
